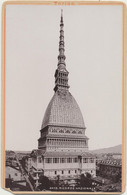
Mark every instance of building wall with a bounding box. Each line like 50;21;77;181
98;163;121;181
30;156;96;179
39;125;88;152
44;169;79;178
5;166;23;181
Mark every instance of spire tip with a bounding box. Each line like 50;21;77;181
61;9;63;22
61;9;63;16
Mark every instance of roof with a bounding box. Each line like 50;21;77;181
31;150;95;158
99;159;122;167
44;151;96;158
41;91;85;129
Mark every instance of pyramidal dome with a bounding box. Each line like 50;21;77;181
41;91;85;129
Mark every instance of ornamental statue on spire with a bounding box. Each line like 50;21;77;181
54;10;70;93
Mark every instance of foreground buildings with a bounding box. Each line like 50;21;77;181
28;11;96;181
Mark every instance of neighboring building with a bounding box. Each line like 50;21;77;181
97;159;121;182
25;11;96;183
110;153;122;159
101;153;122;160
107;153;122;159
5;166;24;181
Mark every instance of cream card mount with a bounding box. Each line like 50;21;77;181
1;1;126;194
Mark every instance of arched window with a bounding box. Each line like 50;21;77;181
59;129;64;133
66;130;70;133
52;129;57;133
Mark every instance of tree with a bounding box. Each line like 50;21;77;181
38;174;50;190
86;172;92;179
78;173;92;188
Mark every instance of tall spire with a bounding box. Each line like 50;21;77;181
58;9;66;69
61;9;63;22
54;10;69;93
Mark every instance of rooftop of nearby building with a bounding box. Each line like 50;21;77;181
98;159;122;167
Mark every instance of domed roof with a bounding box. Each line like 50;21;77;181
41;91;85;129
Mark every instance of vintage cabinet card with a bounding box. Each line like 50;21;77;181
1;0;126;194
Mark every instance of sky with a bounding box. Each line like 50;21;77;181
5;4;123;151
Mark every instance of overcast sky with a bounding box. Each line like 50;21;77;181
5;4;123;151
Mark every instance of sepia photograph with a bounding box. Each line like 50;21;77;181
1;1;125;193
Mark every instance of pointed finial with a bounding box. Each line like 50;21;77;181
61;9;63;23
61;9;63;17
